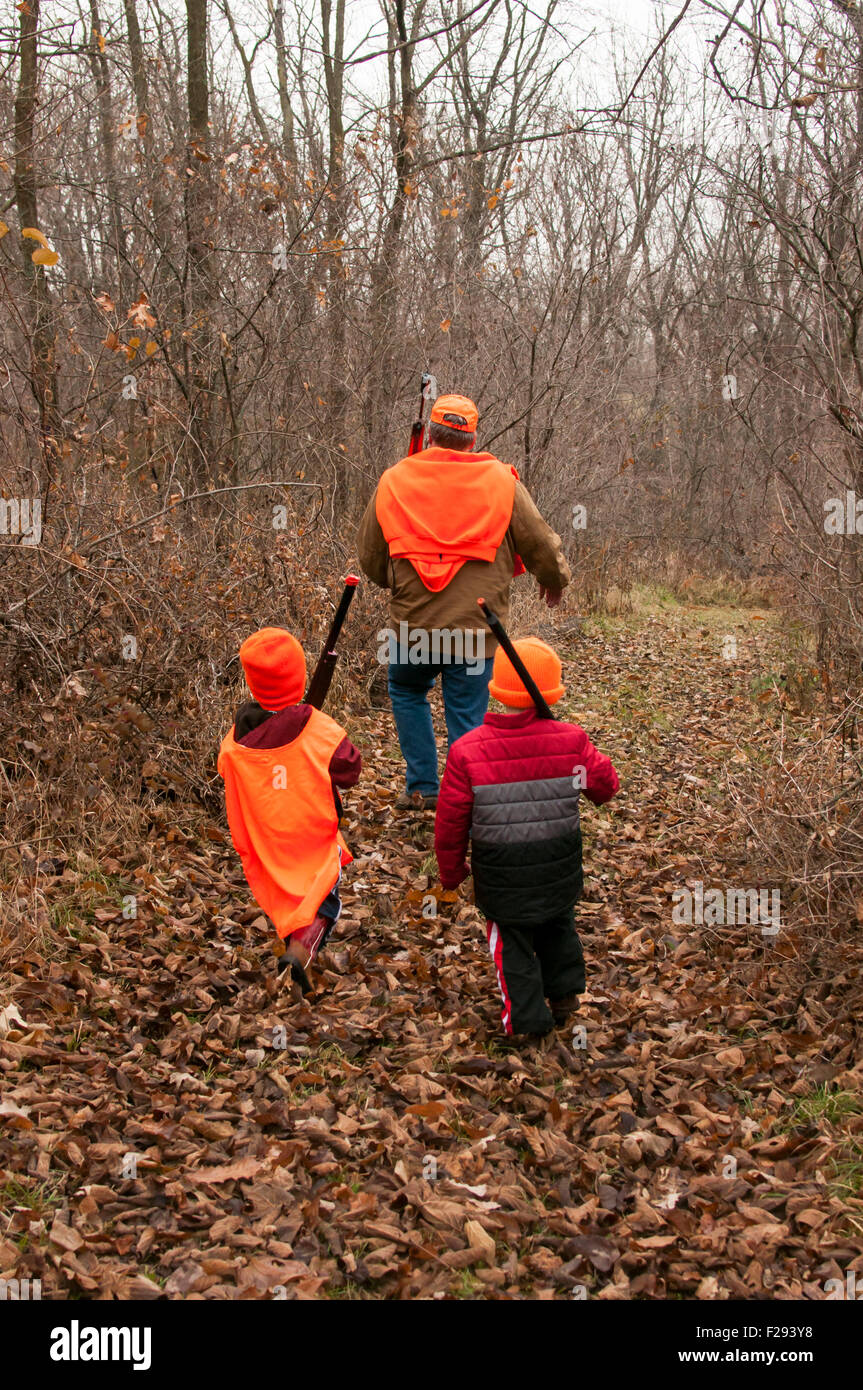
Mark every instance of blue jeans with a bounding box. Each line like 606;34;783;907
388;656;493;794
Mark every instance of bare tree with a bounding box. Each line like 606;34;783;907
12;0;59;487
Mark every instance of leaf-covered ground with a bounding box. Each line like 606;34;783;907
2;600;862;1300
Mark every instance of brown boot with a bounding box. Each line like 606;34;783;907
395;790;438;811
278;940;313;995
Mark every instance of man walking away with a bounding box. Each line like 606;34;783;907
357;393;571;809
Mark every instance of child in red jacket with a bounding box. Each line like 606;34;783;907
435;637;618;1038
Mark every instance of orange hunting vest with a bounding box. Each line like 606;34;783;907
217;707;353;939
376;446;518;591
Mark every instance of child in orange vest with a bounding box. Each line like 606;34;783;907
217;628;361;994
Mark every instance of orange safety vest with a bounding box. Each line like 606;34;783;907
217;706;353;939
376;446;518;591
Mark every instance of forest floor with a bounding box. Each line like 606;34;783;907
2;593;863;1300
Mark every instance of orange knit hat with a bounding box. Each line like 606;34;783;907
489;636;565;709
239;628;306;711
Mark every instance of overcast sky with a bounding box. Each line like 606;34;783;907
319;0;713;102
212;0;723;133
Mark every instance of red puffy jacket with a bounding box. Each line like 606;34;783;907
435;709;618;925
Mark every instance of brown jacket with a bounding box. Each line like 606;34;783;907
357;459;571;649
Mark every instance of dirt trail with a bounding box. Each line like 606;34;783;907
2;601;861;1299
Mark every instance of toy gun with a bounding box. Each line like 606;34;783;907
305;576;361;709
477;598;554;720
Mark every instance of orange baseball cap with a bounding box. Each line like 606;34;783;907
430;393;478;434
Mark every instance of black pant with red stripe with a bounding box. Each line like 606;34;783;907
485;908;586;1036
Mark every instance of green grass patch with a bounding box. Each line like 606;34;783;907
0;1175;66;1215
828;1145;863;1198
790;1085;862;1128
453;1269;482;1298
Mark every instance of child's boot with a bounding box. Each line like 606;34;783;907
278;913;332;995
549;992;579;1025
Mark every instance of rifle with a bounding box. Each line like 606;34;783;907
477;598;555;720
305;575;360;709
407;372;438;455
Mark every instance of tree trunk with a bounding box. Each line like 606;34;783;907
89;0;131;303
321;0;349;512
13;0;61;489
271;0;299;174
366;0;421;472
184;0;217;487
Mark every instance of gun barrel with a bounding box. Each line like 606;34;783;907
305;577;360;710
407;373;437;455
477;598;555;720
321;574;359;653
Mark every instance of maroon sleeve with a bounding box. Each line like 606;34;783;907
575;728;619;805
329;736;362;789
434;745;473;889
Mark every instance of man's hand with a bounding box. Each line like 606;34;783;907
539;585;563;608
